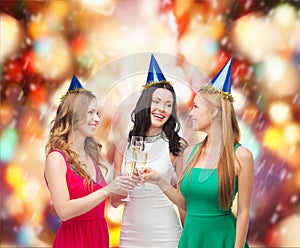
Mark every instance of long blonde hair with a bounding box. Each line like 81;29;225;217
179;90;240;210
45;90;107;191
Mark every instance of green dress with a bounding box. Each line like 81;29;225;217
178;143;249;248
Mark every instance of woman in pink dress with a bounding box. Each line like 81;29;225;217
44;75;136;248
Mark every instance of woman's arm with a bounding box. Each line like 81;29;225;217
234;146;254;248
45;151;135;221
110;139;127;208
142;167;187;210
173;153;186;225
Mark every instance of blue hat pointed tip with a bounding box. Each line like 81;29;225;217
211;58;232;93
146;54;166;84
68;74;84;91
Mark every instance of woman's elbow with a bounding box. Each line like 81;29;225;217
237;208;250;219
56;210;71;221
180;203;187;211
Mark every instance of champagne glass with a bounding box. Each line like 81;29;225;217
131;136;146;187
121;156;135;202
131;136;144;152
133;149;148;190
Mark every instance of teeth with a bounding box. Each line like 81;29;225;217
153;113;164;119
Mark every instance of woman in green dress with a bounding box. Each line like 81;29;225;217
141;58;254;248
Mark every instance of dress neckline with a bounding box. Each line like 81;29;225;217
144;131;166;143
193;167;217;170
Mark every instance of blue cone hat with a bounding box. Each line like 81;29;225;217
146;54;166;84
68;74;84;91
61;75;86;101
210;58;232;93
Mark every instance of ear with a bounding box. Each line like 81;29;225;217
211;108;218;118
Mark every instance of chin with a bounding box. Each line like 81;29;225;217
150;119;165;129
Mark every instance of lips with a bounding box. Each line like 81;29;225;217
89;124;97;130
152;113;165;121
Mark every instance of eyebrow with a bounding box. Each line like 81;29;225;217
153;97;173;103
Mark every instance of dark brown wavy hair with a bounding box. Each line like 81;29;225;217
129;82;187;156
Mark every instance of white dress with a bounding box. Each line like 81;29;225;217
119;134;182;248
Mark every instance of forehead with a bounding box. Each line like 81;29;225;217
195;93;204;102
152;88;173;101
194;94;207;106
88;97;98;109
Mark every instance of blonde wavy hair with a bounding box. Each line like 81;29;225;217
179;88;241;210
45;90;107;192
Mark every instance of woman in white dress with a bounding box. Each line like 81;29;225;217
110;55;187;248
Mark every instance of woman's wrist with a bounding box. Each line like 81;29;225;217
157;177;171;192
102;186;113;197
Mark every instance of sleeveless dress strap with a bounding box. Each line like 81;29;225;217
186;143;200;165
234;143;241;150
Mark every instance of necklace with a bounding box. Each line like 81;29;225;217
145;131;166;143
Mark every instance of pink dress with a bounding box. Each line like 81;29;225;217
45;149;109;248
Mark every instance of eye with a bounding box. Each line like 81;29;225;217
152;100;159;104
193;104;198;109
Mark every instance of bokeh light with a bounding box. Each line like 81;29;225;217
0;13;23;63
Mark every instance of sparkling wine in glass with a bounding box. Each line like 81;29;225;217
133;149;148;190
121;157;135;202
131;136;144;152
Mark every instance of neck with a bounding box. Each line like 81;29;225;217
202;122;223;168
69;131;86;155
146;127;162;136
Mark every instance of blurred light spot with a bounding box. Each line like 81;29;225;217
257;55;299;98
0;13;23;63
269;101;291;124
81;0;115;15
5;164;26;196
230;14;282;63
284;123;300;145
263;127;283;150
33;37;52;55
0;127;18;163
17;224;35;245
272;4;296;28
232;88;246;112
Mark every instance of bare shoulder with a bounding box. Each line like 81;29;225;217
45;151;67;176
236;146;253;162
235;146;254;172
46;150;65;165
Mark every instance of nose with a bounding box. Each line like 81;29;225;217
188;109;194;117
157;103;165;112
94;113;100;122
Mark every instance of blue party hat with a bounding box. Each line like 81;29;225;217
61;75;87;101
146;54;166;83
143;55;174;89
200;58;234;102
68;74;84;91
210;58;232;93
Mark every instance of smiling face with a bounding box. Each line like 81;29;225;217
76;97;100;138
149;88;174;132
189;93;211;132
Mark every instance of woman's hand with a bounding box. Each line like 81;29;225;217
140;167;163;185
105;175;136;196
